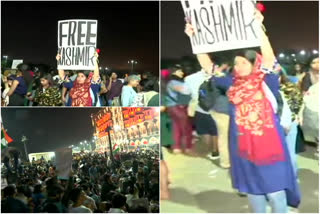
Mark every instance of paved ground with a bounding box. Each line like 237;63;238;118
161;141;319;213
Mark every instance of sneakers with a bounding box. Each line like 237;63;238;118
207;152;220;160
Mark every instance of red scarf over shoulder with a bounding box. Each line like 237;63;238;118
227;54;285;165
69;73;93;107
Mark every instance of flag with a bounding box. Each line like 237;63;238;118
1;127;13;149
113;143;120;154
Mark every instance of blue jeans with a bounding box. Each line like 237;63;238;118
108;100;113;106
248;190;288;213
286;122;298;177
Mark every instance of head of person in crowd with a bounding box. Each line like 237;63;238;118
110;72;118;80
140;77;159;93
47;183;64;202
39;73;54;90
16;63;33;86
76;70;91;84
232;49;259;77
308;55;319;73
180;56;200;76
33;184;43;194
103;173;113;184
293;63;304;75
3;185;17;198
69;187;87;206
169;64;185;80
141;71;152;80
111;193;127;210
127;75;141;87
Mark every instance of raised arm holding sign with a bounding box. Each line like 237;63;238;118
57;19;98;70
181;0;261;54
185;9;276;72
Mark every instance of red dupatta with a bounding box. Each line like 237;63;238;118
227;54;285;165
69;72;93;107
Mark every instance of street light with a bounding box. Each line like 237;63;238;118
279;53;285;58
313;50;318;54
128;60;138;73
291;54;296;57
300;50;306;55
105;67;109;70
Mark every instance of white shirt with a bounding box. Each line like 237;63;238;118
184;70;212;114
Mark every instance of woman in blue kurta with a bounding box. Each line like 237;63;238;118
185;10;300;213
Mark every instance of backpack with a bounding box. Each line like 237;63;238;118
198;80;221;112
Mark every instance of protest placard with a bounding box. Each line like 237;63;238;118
11;60;23;69
181;0;261;54
55;147;72;180
57;19;98;70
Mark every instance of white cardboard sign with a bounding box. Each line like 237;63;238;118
57;19;98;70
181;0;261;54
55;147;73;180
11;60;23;69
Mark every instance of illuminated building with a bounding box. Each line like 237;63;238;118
91;107;160;153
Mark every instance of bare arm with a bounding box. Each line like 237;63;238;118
185;23;214;72
6;80;19;97
62;86;67;104
56;54;65;80
107;77;112;91
256;10;276;70
92;52;100;82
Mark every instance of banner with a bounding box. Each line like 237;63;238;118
57;19;98;70
181;0;261;54
11;60;23;69
55;148;72;180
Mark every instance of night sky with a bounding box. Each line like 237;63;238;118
2;1;159;73
2;108;101;155
161;1;319;59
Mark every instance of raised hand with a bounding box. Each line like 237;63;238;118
56;54;61;61
184;23;195;38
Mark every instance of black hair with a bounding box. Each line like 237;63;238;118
234;49;258;66
33;184;42;194
39;73;54;89
111;193;127;208
69;188;83;203
47;184;64;198
3;185;16;197
16;63;33;86
140;77;159;92
77;70;90;78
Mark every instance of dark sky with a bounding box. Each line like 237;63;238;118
2;1;159;73
2;108;101;155
161;1;319;59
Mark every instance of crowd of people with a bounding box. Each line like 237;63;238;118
160;10;318;213
1;149;159;213
1;53;159;107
